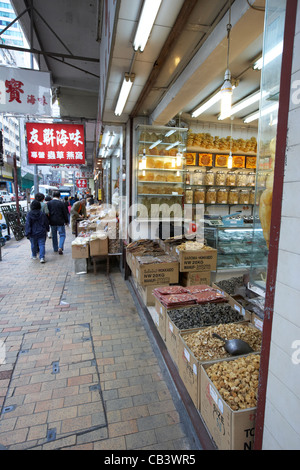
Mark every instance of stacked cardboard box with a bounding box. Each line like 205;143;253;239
126;240;179;307
72;233;108;259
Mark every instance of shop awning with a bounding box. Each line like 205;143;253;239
17;169;35;189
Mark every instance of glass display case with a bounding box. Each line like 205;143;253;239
132;125;188;238
205;225;268;271
249;0;286;294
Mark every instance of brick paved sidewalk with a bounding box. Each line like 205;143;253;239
0;228;201;450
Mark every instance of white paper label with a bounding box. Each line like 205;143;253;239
184;348;190;362
152;310;159;326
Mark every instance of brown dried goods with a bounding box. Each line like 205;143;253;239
182;323;261;362
206;354;260;410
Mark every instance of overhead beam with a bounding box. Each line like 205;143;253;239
0;44;99;62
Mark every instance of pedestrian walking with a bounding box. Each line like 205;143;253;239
47;190;69;254
25;200;50;263
63;196;71;224
70;198;87;235
35;192;49;216
45;195;52;238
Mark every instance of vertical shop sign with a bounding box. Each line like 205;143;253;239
0;66;51;115
26;122;85;165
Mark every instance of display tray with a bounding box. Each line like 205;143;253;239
186;146;256;156
137;194;184;197
138;181;184;185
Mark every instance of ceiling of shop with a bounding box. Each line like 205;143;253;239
9;0;266;167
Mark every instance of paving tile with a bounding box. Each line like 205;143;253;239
0;235;200;451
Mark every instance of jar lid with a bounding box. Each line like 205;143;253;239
216;170;225;174
229;188;238;192
218;188;227;191
207;187;216;191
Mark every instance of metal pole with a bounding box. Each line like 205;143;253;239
13;153;20;222
30;0;39;195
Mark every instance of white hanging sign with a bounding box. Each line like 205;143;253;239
0;65;51;115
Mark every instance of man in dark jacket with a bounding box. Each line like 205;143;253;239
47;190;69;254
25;200;50;263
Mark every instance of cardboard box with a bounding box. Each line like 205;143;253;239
176;248;217;272
89;237;108;256
181;271;211;286
200;358;257;450
136;283;168;307
165;314;186;366
178;321;256;410
251;313;263;332
126;250;133;271
72;243;89;259
135;260;179;287
177;329;201;408
154;298;167;340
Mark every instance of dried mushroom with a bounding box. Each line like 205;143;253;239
182;323;261;362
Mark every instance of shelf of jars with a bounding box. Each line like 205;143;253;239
184;186;256;206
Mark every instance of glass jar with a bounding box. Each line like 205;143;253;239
217;188;228;204
236;171;247;186
239;189;250;204
185;188;194;204
194;188;205;204
193;169;206;185
216;171;226;186
205;188;217;204
247;172;256;187
205;170;214;185
226;171;236;186
250;189;255;205
228;189;239;204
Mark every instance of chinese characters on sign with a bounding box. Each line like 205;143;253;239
26;123;85;165
76;179;87;189
0;66;51;115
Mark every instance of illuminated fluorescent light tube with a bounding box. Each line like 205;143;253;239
115;74;135;116
219;90;261;120
133;0;162;52
149;139;162;149
191;91;222;118
192;84;236;118
166;141;180;150
253;41;283;70
244;102;279;123
165;129;176;137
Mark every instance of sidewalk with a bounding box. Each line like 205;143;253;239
0;227;202;450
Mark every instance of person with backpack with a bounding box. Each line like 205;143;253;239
25;200;50;263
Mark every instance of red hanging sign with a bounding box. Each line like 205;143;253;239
76;179;87;189
26;122;85;165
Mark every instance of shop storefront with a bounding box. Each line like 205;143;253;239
84;0;299;450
